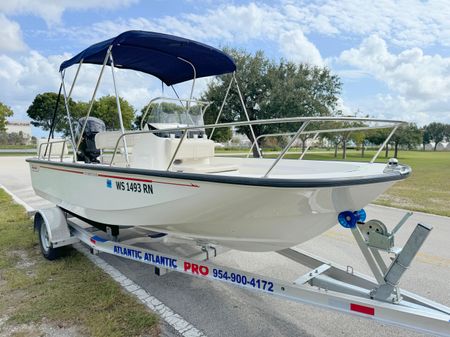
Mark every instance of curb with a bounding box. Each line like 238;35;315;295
0;184;36;216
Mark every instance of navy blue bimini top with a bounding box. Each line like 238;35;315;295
60;30;236;85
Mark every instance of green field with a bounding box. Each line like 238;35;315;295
287;150;450;217
0;152;34;156
0;144;36;149
0;189;159;337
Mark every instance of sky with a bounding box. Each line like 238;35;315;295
1;0;450;136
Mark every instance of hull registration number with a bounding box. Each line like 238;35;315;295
107;179;154;194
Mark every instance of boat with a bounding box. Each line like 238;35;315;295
27;30;411;252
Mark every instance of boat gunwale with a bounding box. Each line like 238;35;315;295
26;158;411;188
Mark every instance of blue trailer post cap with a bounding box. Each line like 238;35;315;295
338;209;366;228
338;211;357;228
356;209;367;222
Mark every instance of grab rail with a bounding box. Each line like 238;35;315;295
38;139;68;162
246;124;397;161
109;116;406;177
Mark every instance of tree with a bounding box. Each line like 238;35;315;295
321;121;344;158
0;131;28;146
422;126;431;151
91;95;135;130
0;102;14;131
134;102;185;129
135;101;233;142
27;93;136;136
27;92;77;134
202;49;342;157
367;128;391;157
340;130;353;159
423;122;447;151
202;49;270;149
341;121;367;159
320;121;366;159
351;130;367;157
446;124;450;142
390;123;422;158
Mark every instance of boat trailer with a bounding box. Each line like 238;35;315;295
34;207;450;336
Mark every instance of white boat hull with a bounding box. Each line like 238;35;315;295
27;159;406;252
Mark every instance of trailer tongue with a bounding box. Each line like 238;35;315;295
34;207;450;337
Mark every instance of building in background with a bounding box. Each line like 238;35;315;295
5;120;32;138
4;120;32;144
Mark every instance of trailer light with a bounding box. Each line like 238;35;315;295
350;303;374;316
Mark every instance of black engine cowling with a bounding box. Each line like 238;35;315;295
75;117;106;163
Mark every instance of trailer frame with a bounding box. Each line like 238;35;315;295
34;207;450;337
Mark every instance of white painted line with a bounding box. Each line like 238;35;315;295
77;244;206;337
0;186;207;337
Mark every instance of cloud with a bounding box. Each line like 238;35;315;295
53;3;324;67
347;93;450;126
278;29;323;66
0;0;138;25
1;2;325;126
339;35;450;101
338;35;450;124
0;49;210;127
285;0;450;48
0;52;64;118
5;0;450;131
0;14;27;52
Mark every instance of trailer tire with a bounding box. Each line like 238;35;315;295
36;216;63;260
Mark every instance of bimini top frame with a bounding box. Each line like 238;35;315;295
60;30;237;86
57;30;265;163
55;30;406;176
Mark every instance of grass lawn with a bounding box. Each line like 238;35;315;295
371;151;450;217
279;150;450;217
0;152;33;156
0;189;159;337
0;144;36;149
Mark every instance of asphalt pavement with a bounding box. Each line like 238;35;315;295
1;156;449;337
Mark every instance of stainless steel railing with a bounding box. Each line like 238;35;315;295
108;116;406;177
38;139;68;162
246;123;398;163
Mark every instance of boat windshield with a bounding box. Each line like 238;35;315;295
147;103;204;127
145;102;206;137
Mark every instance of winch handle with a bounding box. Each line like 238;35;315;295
391;211;413;235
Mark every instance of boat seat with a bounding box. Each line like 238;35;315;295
132;133;220;170
95;131;136;165
95;131;136;151
166;137;214;160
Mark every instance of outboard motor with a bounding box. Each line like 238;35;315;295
75;117;106;163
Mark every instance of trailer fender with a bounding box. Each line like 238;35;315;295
34;207;78;248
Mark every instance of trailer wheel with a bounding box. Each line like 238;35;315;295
36;216;63;260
